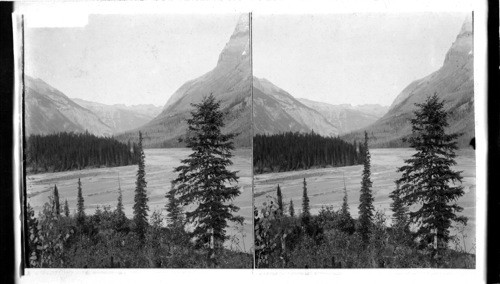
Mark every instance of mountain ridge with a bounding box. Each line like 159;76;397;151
24;76;113;137
72;98;162;134
297;98;389;134
342;16;474;148
252;77;339;137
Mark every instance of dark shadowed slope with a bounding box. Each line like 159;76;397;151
342;16;474;148
24;76;113;137
118;15;252;148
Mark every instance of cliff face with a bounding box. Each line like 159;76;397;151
126;14;252;147
343;16;474;147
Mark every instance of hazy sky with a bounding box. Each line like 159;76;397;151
26;12;468;107
253;12;468;106
25;14;241;106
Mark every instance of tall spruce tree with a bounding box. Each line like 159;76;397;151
358;131;374;244
276;184;284;215
116;174;125;221
396;94;466;259
166;181;183;229
52;184;60;215
173;94;243;263
76;178;85;225
64;199;69;217
289;199;295;217
301;178;310;225
133;131;149;241
339;174;355;235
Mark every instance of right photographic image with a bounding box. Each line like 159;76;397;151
252;12;475;268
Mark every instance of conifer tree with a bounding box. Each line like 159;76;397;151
166;181;183;229
301;178;310;225
52;184;60;215
276;184;283;215
64;199;69;217
389;182;408;230
173;94;243;263
341;188;349;216
339;174;355;234
289;199;295;217
396;94;466;259
389;182;411;246
116;175;125;222
358;131;374;244
133;131;149;241
76;178;85;226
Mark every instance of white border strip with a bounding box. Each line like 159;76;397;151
13;1;487;284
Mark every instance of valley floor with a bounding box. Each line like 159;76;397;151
254;148;476;253
26;147;253;253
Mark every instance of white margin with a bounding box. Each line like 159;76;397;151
13;0;488;284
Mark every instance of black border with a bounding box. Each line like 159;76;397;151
0;2;16;284
487;0;500;283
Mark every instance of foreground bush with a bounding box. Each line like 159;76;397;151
254;197;474;269
27;203;252;268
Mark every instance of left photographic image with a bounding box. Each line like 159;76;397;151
22;13;252;268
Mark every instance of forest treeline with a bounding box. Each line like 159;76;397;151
26;132;140;173
253;132;363;174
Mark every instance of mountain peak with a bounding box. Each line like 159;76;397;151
216;14;250;68
443;14;473;67
460;14;473;35
134;14;252;147
231;14;250;38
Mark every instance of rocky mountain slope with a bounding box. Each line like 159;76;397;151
297;98;388;134
253;78;339;136
118;14;252;148
343;16;474;148
72;98;161;134
24;76;113;137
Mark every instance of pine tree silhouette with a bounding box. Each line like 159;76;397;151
64;199;69;217
277;184;284;215
358;131;374;245
77;178;85;226
52;184;60;215
301;178;310;226
396;94;466;260
133;131;149;242
289;199;295;217
173;94;243;265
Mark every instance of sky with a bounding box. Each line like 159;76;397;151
25;12;468;108
253;12;468;106
25;14;242;106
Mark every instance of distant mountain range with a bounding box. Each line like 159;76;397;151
342;15;474;147
25;15;473;149
297;99;388;135
72;98;161;134
24;76;113;137
24;76;161;137
252;78;339;136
